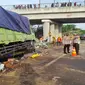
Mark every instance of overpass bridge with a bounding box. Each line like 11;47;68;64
11;6;85;24
5;5;85;41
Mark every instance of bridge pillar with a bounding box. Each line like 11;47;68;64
42;20;51;42
42;20;62;42
50;23;55;42
50;23;55;37
55;23;62;38
58;23;62;37
50;23;62;42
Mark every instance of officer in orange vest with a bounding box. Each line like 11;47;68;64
57;36;62;46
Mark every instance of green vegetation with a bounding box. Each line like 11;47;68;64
62;24;85;35
80;30;85;34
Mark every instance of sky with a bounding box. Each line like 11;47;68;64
0;0;85;30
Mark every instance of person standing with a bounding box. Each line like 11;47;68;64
63;34;71;54
52;36;56;45
73;34;80;55
57;36;62;46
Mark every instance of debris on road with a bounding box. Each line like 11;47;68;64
3;58;19;71
0;63;4;71
35;41;48;49
52;76;61;82
31;53;40;59
0;43;84;85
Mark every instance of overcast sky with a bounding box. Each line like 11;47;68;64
0;0;85;30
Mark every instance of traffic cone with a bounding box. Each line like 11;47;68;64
72;47;77;57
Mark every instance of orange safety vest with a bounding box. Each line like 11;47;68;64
57;37;62;42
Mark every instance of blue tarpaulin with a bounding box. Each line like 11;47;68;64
0;6;31;34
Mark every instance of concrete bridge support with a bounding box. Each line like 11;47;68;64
50;23;55;37
55;23;62;38
50;23;55;42
42;20;51;42
58;24;62;37
50;23;62;42
42;20;62;42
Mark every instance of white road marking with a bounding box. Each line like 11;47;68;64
65;68;85;74
44;54;66;67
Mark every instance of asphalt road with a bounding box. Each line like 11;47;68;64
81;40;85;44
41;42;85;85
0;42;85;85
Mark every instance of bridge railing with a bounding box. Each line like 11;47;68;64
0;1;85;10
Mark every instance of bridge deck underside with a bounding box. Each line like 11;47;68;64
30;18;85;24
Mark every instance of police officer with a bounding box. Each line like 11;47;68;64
63;34;71;54
73;34;80;55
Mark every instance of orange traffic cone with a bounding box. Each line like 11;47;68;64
72;47;77;57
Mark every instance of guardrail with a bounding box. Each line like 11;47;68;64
0;1;85;10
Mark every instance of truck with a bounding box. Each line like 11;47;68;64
0;6;35;60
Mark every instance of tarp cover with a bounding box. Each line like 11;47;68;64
0;6;30;34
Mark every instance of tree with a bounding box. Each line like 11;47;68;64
62;24;76;33
80;30;85;34
62;24;85;35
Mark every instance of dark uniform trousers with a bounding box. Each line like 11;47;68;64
73;43;79;55
64;44;70;53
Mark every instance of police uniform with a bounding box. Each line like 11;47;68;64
63;35;71;54
73;35;80;55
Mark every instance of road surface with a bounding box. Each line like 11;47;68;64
0;41;85;85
